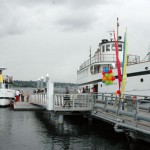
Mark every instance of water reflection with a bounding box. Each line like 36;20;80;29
0;108;150;150
34;111;149;150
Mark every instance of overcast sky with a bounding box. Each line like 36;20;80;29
0;0;150;83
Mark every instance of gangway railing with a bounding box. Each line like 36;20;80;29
30;93;47;107
30;93;93;111
53;93;92;111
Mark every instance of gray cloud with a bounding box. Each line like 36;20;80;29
0;1;48;37
0;0;117;37
0;0;115;37
57;12;98;31
53;0;119;31
9;0;108;8
66;0;110;9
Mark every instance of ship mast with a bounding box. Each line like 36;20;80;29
89;46;91;65
117;17;119;42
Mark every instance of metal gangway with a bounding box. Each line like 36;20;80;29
91;93;150;142
30;93;92;112
30;81;92;112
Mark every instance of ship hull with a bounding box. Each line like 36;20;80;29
77;61;150;96
0;89;15;106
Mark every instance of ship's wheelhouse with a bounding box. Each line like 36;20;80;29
77;39;124;79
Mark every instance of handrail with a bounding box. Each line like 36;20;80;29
53;93;93;111
78;54;142;71
79;54;116;71
92;93;150;135
30;93;47;106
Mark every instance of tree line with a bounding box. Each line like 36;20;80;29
13;80;76;88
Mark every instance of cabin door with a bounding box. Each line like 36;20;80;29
93;84;98;93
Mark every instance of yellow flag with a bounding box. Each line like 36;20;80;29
0;75;3;83
121;28;128;98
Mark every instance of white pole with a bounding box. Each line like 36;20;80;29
46;74;49;83
37;78;40;89
46;80;54;110
40;76;44;89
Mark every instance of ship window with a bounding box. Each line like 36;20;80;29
112;43;122;51
140;78;144;82
112;44;115;51
106;44;110;51
102;45;105;52
118;44;122;51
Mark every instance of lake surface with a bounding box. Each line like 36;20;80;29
0;108;149;150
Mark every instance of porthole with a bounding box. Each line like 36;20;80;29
140;78;144;82
145;67;148;70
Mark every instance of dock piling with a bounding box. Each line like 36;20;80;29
58;115;64;124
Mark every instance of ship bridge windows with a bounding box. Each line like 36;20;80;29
118;44;122;51
112;43;123;51
106;44;110;51
112;44;115;51
102;44;111;52
102;45;105;52
102;43;123;52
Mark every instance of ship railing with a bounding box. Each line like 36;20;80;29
92;93;150;134
93;93;150;112
79;54;116;71
53;93;93;111
127;54;140;65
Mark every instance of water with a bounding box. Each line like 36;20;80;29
0;108;149;150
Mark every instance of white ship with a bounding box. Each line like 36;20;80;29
77;23;150;97
0;68;15;106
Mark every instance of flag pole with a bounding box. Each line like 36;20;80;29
117;17;119;42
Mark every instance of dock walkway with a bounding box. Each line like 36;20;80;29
91;94;150;142
13;102;45;110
